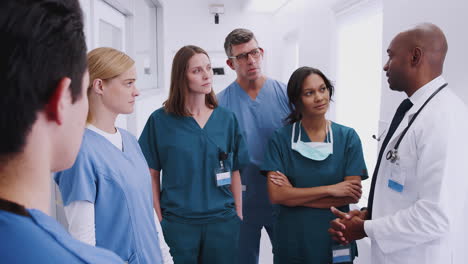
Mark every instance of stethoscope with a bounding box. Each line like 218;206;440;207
385;83;448;163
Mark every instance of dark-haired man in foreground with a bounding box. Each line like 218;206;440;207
0;0;122;262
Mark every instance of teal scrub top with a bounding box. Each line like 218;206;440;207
261;122;368;263
139;107;250;224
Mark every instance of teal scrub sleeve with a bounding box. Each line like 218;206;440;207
54;148;97;206
260;131;286;176
344;129;368;180
232;114;250;171
138;113;161;171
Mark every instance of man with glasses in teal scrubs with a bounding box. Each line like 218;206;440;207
217;28;290;264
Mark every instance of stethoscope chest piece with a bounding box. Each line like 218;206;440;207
386;149;398;163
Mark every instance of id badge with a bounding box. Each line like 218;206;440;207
332;244;352;263
215;166;231;187
388;163;405;192
388;179;404;192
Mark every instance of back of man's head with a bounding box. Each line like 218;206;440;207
0;0;87;160
224;28;257;57
407;23;447;75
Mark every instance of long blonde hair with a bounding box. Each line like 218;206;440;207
86;47;134;122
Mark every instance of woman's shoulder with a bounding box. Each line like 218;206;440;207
150;107;167;118
215;105;234;115
330;121;360;140
146;107;181;126
278;122;294;133
214;106;239;122
81;129;104;150
78;129;118;162
271;123;294;142
116;128;138;144
331;121;356;133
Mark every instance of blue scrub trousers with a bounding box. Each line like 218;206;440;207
238;165;277;264
161;216;241;264
238;215;274;264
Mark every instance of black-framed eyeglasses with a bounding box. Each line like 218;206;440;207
228;47;262;62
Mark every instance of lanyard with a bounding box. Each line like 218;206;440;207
386;83;448;162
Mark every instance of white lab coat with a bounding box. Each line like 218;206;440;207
364;76;468;264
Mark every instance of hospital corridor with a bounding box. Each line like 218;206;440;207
1;0;468;263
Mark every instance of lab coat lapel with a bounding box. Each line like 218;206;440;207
386;106;417;149
385;76;444;149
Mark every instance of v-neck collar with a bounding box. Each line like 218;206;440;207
297;121;333;143
86;128;127;153
234;79;269;103
188;107;217;130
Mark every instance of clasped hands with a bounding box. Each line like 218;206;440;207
328;207;368;245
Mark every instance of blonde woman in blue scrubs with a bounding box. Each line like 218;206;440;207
55;47;163;264
139;45;249;264
261;67;368;264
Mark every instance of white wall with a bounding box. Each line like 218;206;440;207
335;3;383;202
271;0;338;118
380;0;468;125
158;0;275;89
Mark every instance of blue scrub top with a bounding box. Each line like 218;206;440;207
0;208;122;263
55;129;163;264
138;107;250;224
261;122;368;262
217;79;290;220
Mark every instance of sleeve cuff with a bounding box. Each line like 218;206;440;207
364;219;375;239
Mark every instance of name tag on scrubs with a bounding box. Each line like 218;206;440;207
332;245;352;263
215;160;231;186
215;170;231;186
215;152;232;186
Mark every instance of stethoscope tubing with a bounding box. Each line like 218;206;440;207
386;83;448;163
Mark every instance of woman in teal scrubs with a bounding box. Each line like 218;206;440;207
139;45;249;264
261;67;368;264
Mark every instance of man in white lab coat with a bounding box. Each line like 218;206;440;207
329;23;468;264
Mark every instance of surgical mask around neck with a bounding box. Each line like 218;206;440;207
291;121;333;161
